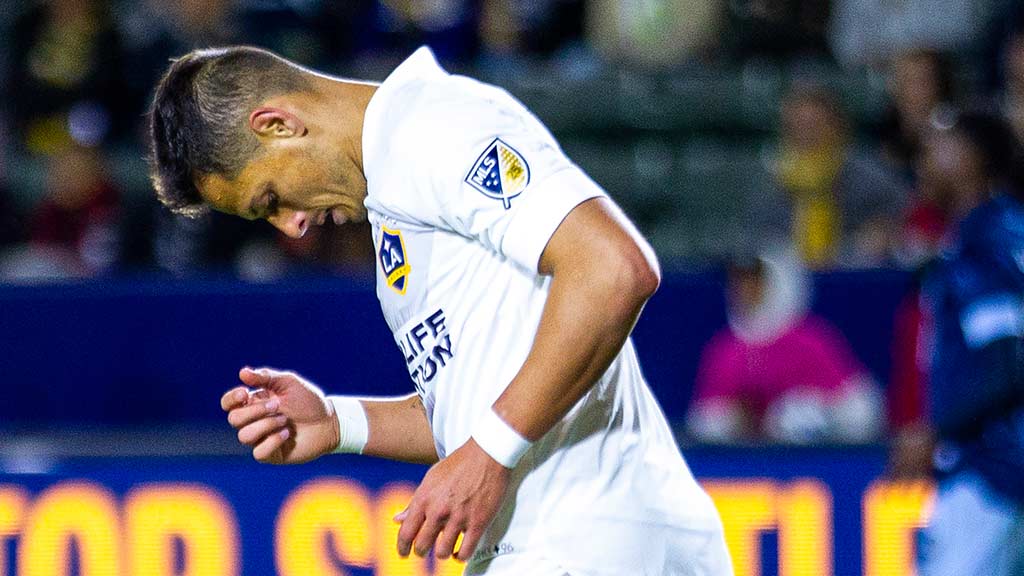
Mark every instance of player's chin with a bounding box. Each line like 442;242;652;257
342;200;370;223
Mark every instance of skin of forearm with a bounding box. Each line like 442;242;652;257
360;394;439;464
492;251;656;441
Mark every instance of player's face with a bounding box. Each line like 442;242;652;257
728;268;767;316
199;143;368;239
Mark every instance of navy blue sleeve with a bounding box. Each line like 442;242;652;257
928;200;1024;440
934;334;1024;440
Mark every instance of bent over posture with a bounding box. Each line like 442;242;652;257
149;46;731;575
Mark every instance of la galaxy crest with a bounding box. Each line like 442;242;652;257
379;227;410;295
465;138;530;209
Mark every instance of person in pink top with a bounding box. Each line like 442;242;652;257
687;251;884;444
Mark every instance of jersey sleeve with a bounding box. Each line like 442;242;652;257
947;257;1024;350
416;84;607;273
960;293;1024;349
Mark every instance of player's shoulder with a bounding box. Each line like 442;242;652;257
959;195;1024;250
370;67;533;176
369;63;555;200
955;195;1024;288
412;75;538;159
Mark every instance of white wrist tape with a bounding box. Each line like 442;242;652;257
328;396;369;454
472;409;533;469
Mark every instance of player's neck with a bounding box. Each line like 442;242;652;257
312;78;378;176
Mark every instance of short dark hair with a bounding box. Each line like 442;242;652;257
148;46;311;217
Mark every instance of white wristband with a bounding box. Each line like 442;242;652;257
328;396;369;454
472;409;533;469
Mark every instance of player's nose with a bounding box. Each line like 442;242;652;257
270;210;309;239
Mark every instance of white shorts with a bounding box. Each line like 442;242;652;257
464;522;734;576
919;471;1024;576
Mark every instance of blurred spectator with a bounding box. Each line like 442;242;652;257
897;113;990;266
233;222;375;281
918;110;1024;576
877;49;958;179
150;206;377;280
160;0;237;47
829;0;987;69
752;85;908;268
119;0;353;116
28;146;121;275
116;0;339;74
686;251;884;445
478;0;587;71
0;0;1013;279
361;0;477;65
586;0;725;69
725;0;832;62
115;0;255;136
9;0;126;151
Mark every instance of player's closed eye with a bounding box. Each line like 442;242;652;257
264;190;279;218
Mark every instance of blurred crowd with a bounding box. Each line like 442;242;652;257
0;0;1021;280
1;1;1023;457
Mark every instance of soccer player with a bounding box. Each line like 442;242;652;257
148;46;732;575
919;111;1024;576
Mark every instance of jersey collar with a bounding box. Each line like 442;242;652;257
361;47;447;186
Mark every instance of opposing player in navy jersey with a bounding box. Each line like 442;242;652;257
920;111;1024;576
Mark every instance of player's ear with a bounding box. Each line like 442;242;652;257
249;107;306;139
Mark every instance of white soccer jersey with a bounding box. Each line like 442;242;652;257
362;48;728;575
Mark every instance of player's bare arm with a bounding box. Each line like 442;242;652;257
495;196;660;438
221;367;438;465
395;196;659;561
360;394;439;464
